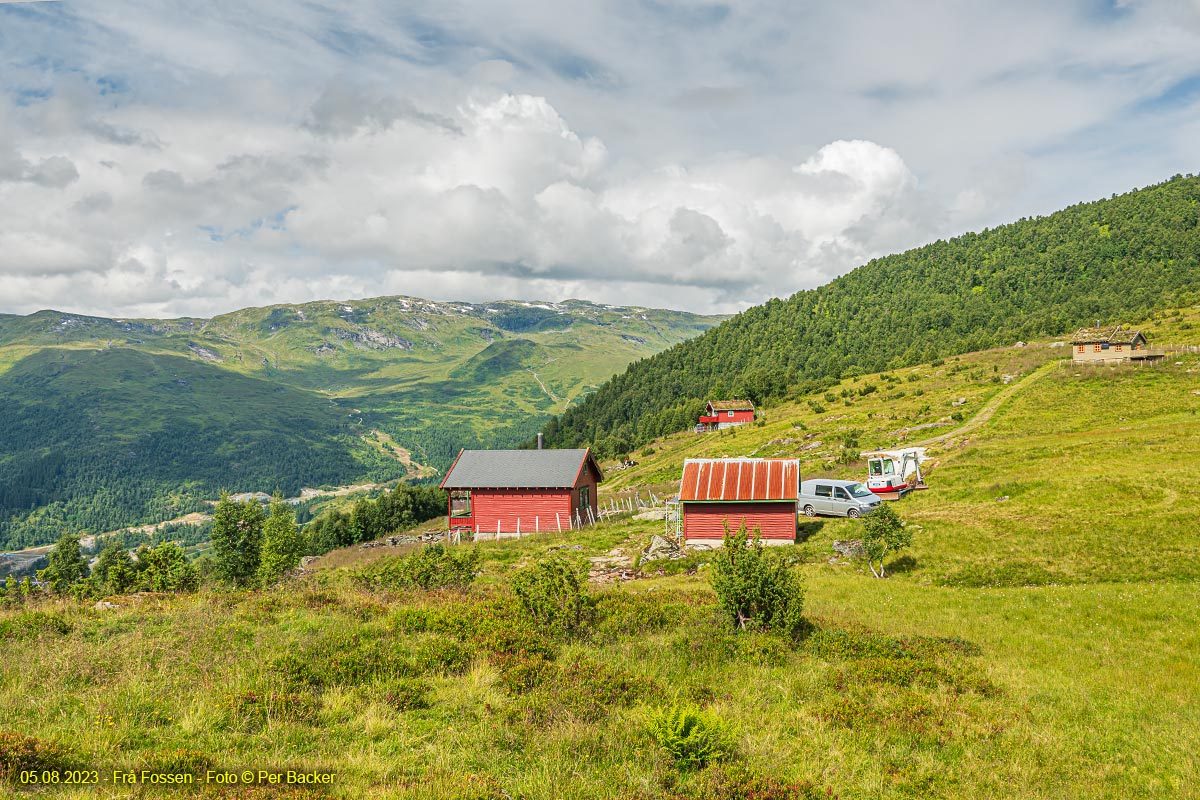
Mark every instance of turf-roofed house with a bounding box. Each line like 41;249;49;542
680;458;800;547
440;448;603;537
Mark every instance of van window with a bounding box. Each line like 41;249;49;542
815;484;832;498
834;487;849;500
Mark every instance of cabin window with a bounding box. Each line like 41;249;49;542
728;410;735;418
1115;344;1123;352
1076;345;1084;353
815;484;832;498
449;491;472;518
1093;344;1102;352
578;485;590;511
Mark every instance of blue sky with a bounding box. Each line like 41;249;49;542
1;0;1198;317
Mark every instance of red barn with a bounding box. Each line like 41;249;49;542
440;448;603;536
698;400;755;431
679;458;799;546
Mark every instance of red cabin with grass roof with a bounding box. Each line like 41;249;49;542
440;448;603;537
698;400;755;431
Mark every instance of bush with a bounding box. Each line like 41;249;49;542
0;611;72;641
0;731;75;783
709;524;806;636
645;705;732;770
359;544;479;591
500;656;657;727
670;764;825;799
377;679;431;712
510;554;592;634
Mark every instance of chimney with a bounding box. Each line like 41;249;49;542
537;433;544;450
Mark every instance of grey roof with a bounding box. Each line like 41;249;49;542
441;449;599;489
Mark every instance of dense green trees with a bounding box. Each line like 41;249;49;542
304;484;446;555
543;174;1200;455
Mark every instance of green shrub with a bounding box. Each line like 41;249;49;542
0;611;72;641
510;554;592;634
377;679;431;712
663;764;825;799
502;657;658;727
594;590;711;640
709;525;806;636
645;704;733;770
359;544;479;591
411;636;473;675
0;731;75;783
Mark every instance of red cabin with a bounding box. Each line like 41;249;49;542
679;458;799;546
440;448;603;536
698;400;755;431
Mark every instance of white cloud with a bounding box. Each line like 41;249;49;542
0;1;1198;317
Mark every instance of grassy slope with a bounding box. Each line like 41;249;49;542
2;311;1198;799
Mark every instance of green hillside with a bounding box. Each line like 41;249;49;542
542;174;1200;455
2;318;1198;799
0;298;721;548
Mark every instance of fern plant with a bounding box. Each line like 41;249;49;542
645;704;732;769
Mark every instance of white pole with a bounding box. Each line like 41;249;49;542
517;518;521;538
497;519;501;540
536;516;540;533
556;512;562;532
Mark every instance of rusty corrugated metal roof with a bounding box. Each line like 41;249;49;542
679;458;799;502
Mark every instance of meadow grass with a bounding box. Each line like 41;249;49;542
2;311;1199;798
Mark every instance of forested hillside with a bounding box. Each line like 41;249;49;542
543;174;1200;455
0;298;720;548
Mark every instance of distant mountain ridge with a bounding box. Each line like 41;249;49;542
0;296;723;548
541;173;1200;455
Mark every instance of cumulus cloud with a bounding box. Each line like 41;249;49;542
1;0;1199;317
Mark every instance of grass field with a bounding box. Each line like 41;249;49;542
2;310;1198;798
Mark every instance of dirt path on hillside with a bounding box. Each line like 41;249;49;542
911;360;1060;448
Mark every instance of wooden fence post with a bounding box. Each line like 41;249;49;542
556;513;562;532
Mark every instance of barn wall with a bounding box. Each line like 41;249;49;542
683;502;796;543
473;489;574;534
573;470;600;523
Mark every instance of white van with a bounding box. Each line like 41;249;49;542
799;479;881;518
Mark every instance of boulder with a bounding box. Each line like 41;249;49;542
641;535;685;562
831;539;865;559
93;601;120;611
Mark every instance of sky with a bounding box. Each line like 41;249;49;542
1;0;1199;318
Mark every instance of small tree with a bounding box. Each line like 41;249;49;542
257;499;304;587
138;542;200;592
860;503;911;578
210;492;266;587
710;523;806;636
91;540;137;596
38;533;90;595
511;554;592;634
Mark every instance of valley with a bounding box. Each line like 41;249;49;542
0;298;721;549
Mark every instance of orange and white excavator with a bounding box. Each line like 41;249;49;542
864;448;929;495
